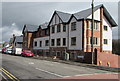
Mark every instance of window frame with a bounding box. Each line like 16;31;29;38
57;24;61;33
71;37;76;46
57;38;61;46
51;26;55;33
34;41;37;47
63;24;66;32
39;41;42;47
45;40;49;46
104;25;108;31
104;39;108;44
63;38;66;46
90;37;98;45
51;39;55;46
71;22;76;31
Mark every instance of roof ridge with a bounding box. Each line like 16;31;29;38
74;4;103;15
55;10;71;15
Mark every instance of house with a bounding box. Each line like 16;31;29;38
13;35;23;49
32;4;117;60
22;24;39;50
33;22;50;56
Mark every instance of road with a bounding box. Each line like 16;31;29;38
1;53;119;80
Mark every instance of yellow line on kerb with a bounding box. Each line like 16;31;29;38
0;68;20;81
0;69;15;81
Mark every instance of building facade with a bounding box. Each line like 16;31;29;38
31;4;117;60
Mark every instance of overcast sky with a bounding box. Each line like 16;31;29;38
1;2;118;42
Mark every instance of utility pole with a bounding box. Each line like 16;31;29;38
91;0;94;64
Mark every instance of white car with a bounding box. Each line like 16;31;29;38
6;48;12;54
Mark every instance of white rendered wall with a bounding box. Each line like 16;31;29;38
33;36;49;50
87;9;100;21
68;17;83;50
102;16;112;51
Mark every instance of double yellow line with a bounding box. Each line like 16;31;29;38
0;68;20;81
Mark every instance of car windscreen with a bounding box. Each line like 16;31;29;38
24;51;32;53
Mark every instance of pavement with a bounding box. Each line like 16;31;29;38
1;53;120;80
32;56;119;72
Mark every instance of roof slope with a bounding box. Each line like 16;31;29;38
15;36;23;43
74;4;103;20
22;24;39;34
56;11;71;23
40;22;49;29
73;4;117;27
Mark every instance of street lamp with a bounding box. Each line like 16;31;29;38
91;0;94;64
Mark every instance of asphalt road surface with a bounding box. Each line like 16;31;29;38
1;53;117;80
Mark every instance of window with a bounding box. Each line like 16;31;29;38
45;29;49;35
51;39;55;46
104;39;108;44
57;38;61;46
52;26;55;33
71;37;76;45
71;22;76;31
39;41;42;47
89;21;92;29
90;21;99;30
104;25;108;31
57;52;61;57
45;40;49;46
63;24;66;32
63;38;66;46
90;37;98;45
57;24;61;32
95;22;99;30
34;41;37;47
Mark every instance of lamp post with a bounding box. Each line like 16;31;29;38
91;0;94;64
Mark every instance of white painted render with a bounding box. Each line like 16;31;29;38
87;9;100;21
33;36;49;50
50;13;68;47
50;24;68;47
102;16;112;51
68;17;83;50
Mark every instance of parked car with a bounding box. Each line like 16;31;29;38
0;48;2;53
6;48;12;54
12;48;22;55
21;50;34;57
2;48;6;53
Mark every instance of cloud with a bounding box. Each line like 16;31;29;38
1;23;22;42
2;2;118;42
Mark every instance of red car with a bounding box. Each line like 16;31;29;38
21;50;34;57
2;48;6;53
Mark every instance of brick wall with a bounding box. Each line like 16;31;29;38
97;52;120;68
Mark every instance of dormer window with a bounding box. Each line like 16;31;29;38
52;26;55;33
71;22;76;31
57;24;61;32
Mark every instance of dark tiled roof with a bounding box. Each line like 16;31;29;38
25;24;39;32
56;11;72;23
15;36;23;43
74;4;103;20
40;22;49;29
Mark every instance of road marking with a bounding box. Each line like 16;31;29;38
0;72;9;81
28;62;34;64
0;69;15;81
35;68;64;77
63;66;81;71
1;68;20;81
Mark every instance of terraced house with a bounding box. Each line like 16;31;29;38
24;4;117;61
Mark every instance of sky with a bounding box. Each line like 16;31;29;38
1;1;119;43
